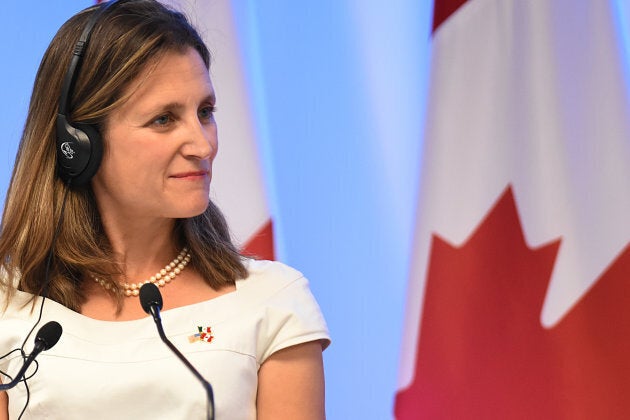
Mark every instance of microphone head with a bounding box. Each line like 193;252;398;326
35;321;63;351
139;282;163;314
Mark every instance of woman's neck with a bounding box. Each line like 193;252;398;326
101;216;180;281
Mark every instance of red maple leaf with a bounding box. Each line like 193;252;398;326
395;186;630;419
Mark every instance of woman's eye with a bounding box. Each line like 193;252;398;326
153;114;171;126
199;106;216;120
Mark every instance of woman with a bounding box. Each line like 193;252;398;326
0;1;329;419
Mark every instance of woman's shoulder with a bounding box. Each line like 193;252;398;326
243;258;303;280
0;286;39;319
239;258;309;296
237;259;330;360
234;259;326;312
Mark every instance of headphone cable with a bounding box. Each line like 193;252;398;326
4;180;72;419
19;180;72;350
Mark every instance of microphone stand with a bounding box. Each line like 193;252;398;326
147;304;215;420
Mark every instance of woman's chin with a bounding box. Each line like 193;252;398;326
169;199;210;219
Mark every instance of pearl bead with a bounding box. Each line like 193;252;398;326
92;248;191;298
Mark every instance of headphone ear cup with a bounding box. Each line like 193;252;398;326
56;115;103;187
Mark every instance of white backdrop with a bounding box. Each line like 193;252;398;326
0;1;433;418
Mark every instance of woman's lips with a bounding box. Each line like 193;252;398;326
170;170;209;179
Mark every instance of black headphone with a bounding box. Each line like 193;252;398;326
55;0;126;187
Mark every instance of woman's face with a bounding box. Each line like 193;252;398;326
92;48;217;224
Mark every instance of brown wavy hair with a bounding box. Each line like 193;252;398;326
0;0;247;312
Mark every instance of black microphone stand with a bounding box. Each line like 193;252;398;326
140;283;215;420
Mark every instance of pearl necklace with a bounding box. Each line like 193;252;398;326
93;247;191;297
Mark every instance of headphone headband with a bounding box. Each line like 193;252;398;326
58;0;123;117
56;0;126;187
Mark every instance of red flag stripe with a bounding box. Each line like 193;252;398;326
432;0;468;33
242;219;275;261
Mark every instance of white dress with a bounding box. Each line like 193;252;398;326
0;259;330;419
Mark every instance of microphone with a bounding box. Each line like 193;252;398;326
139;281;163;325
0;321;63;391
139;283;215;420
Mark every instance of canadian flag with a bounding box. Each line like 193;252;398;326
161;0;274;260
395;0;630;418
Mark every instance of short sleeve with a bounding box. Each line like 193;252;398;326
256;275;330;364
